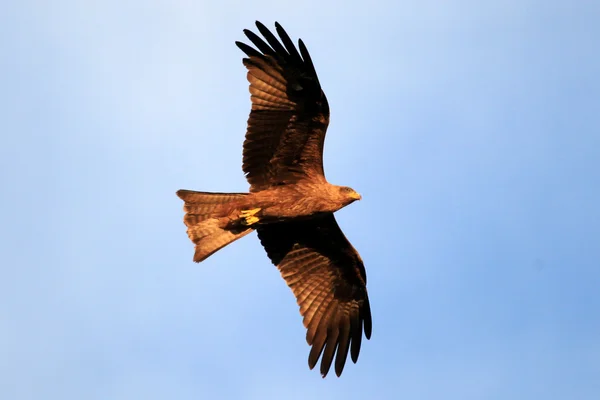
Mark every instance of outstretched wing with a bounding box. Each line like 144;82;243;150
256;214;372;377
236;21;330;192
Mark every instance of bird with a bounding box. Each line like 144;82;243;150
176;21;371;377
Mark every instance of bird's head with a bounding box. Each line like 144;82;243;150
338;186;362;205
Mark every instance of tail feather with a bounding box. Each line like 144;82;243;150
177;190;247;214
187;218;252;262
176;189;252;262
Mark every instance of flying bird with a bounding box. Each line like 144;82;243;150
176;21;371;377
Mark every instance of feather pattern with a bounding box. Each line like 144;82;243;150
257;214;371;377
236;21;330;192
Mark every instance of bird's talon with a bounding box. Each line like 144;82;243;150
240;208;261;225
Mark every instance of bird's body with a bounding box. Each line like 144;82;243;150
247;182;361;221
177;21;371;377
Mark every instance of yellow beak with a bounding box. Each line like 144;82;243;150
350;191;362;201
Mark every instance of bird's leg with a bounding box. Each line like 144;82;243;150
240;208;261;225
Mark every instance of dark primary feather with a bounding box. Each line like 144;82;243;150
256;214;372;377
236;21;330;192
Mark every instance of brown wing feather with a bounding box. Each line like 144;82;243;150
256;214;372;377
236;21;330;192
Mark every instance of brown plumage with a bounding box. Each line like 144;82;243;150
176;21;371;377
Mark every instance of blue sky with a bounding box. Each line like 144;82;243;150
2;0;599;399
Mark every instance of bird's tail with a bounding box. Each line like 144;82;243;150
176;189;253;262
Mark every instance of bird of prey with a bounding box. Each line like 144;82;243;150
176;21;371;377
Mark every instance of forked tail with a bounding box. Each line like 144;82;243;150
176;189;252;262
